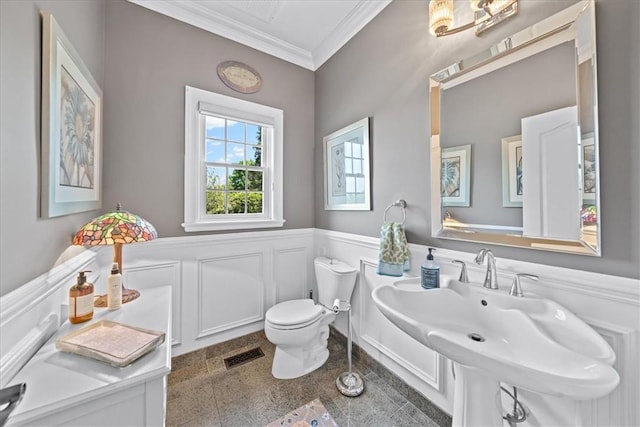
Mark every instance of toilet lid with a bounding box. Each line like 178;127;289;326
266;299;324;327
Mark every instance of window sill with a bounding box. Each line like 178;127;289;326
182;219;286;232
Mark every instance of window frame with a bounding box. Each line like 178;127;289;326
183;86;284;232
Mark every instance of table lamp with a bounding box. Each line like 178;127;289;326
73;203;158;306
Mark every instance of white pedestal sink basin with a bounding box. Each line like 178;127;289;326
372;277;619;426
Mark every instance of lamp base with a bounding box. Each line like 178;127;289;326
94;287;141;307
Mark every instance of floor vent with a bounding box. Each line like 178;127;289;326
223;347;264;369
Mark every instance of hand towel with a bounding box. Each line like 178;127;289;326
376;222;410;277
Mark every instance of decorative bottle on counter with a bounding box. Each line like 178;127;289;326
69;270;94;324
107;262;123;311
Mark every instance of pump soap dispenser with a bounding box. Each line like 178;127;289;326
421;248;440;289
69;270;94;324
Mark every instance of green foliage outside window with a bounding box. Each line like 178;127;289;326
206;192;263;214
206;127;263;215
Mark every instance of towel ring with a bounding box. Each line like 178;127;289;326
383;200;407;224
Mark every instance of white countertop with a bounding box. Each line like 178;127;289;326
6;286;172;425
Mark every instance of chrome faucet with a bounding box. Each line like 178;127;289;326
474;248;499;289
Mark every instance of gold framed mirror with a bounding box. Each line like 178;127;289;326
430;0;600;256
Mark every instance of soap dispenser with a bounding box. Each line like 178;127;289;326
69;270;94;324
421;248;440;289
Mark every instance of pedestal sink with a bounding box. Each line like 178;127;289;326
371;277;619;426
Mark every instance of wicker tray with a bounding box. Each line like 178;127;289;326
56;320;165;368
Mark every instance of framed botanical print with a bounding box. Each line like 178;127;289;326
441;144;471;207
41;12;103;218
501;135;523;207
323;118;371;210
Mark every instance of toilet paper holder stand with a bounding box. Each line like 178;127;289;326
333;299;364;397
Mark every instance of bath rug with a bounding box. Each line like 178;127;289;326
265;398;338;427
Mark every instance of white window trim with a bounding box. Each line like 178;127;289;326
183;86;284;232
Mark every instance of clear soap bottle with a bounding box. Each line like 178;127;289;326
69;270;94;324
107;262;122;311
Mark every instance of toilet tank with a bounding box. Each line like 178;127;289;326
314;257;358;308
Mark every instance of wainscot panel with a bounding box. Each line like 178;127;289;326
274;246;310;303
124;261;182;346
196;252;264;339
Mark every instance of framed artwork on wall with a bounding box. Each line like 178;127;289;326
441;144;471;207
323;117;371;210
581;134;596;202
501;135;523;207
216;61;263;94
41;12;103;218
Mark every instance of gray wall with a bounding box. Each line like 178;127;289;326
1;0;637;296
0;0;315;296
441;42;575;227
103;0;315;237
315;0;640;279
0;0;106;296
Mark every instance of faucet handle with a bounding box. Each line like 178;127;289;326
452;260;469;283
0;383;26;426
510;273;539;297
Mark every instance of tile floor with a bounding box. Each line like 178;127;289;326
167;329;452;427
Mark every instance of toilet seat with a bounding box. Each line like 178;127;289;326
266;300;325;330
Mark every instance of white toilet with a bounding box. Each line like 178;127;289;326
265;257;357;379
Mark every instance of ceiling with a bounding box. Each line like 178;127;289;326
129;0;392;71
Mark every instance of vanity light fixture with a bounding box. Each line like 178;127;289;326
73;203;158;306
429;0;518;37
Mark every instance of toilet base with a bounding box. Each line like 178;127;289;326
269;323;332;379
272;346;329;379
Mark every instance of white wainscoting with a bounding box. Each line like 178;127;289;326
196;252;264;339
314;228;640;427
108;229;315;356
275;247;309;303
360;258;444;391
1;228;637;426
124;261;183;346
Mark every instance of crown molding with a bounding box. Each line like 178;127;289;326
129;0;390;71
312;1;391;70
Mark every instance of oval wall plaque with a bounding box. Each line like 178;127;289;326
217;61;262;94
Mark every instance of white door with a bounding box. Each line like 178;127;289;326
521;106;581;240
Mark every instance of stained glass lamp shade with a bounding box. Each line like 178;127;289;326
73;204;158;306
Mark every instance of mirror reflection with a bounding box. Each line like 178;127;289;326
430;0;600;255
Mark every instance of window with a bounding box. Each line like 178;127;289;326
183;86;284;231
343;138;367;203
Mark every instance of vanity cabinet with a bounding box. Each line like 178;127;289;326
5;286;171;426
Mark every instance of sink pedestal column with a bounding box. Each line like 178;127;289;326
453;363;503;427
